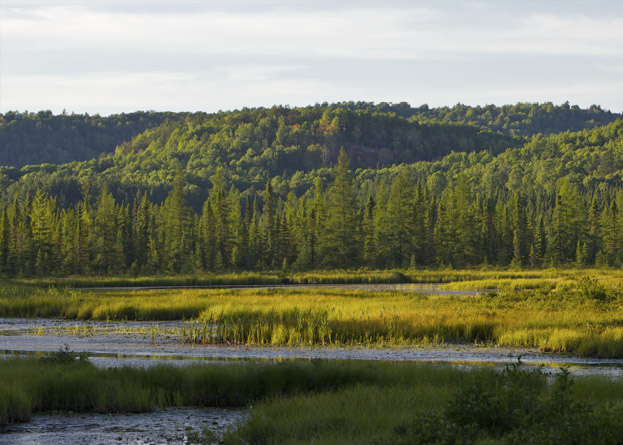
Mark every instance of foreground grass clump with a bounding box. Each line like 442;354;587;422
226;363;623;445
0;355;445;427
2;355;623;444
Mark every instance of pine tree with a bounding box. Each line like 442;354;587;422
135;193;151;270
8;194;31;276
311;178;325;268
60;208;78;274
213;188;231;268
93;185;122;273
29;190;56;274
412;180;427;265
603;200;620;266
362;195;376;267
77;200;92;274
587;195;601;264
373;180;391;268
453;174;477;267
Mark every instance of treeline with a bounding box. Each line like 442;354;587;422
409;102;622;137
0;110;186;168
344;101;622;136
1;149;621;277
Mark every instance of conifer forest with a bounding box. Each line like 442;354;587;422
0;102;621;277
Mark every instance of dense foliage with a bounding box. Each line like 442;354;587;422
0;103;621;276
410;101;622;136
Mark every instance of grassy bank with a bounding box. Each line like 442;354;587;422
2;355;623;444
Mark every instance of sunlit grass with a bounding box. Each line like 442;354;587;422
2;269;622;357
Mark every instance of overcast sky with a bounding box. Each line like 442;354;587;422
1;0;622;115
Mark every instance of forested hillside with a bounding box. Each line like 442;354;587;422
0;111;186;167
1;102;620;169
0;105;522;208
0;107;621;276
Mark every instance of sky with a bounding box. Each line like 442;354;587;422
1;0;623;115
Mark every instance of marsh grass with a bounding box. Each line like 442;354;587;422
0;356;461;427
7;267;597;289
2;269;623;357
2;355;623;443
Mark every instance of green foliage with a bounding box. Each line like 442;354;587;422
0;104;621;276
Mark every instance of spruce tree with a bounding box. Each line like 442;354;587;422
386;169;415;267
321;148;359;268
0;208;9;274
163;168;191;272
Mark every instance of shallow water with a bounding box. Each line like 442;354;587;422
1;318;623;376
0;407;247;444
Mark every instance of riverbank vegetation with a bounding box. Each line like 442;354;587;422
2;269;622;357
1;356;623;444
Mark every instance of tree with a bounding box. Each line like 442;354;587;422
511;194;530;266
162;168;192;272
93;185;122;273
0;207;9;274
602;200;621;266
321;149;359;268
262;179;277;267
386;169;415;267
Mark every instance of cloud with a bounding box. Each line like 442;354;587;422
3;4;622;63
1;1;622;113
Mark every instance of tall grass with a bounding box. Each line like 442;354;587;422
0;356;466;427
3;355;623;443
225;363;623;445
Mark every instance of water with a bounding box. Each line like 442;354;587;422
1;318;623;375
2;315;623;443
0;407;247;444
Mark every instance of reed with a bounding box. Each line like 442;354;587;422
0;356;464;427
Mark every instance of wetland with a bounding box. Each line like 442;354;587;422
2;269;623;443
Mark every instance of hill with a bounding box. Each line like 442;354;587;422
0;105;521;208
1;102;620;170
0;111;187;168
0;107;621;276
